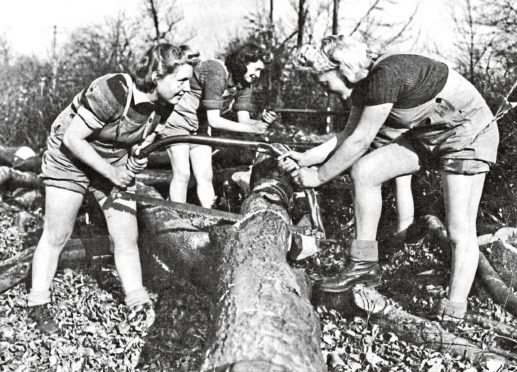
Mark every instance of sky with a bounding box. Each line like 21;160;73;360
0;0;458;61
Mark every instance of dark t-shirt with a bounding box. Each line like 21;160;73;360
351;54;449;109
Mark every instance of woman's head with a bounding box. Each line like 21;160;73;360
320;35;370;84
132;43;199;104
295;36;370;98
294;44;351;100
225;43;272;87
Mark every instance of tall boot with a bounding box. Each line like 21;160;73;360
317;240;381;293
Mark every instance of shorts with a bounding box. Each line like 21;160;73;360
158;121;209;150
387;69;499;175
42;149;135;201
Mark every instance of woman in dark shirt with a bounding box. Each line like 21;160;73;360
161;43;276;207
280;35;499;321
27;44;194;334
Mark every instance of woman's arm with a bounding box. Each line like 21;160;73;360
292;103;393;187
206;109;267;134
317;103;393;183
278;106;363;168
63;116;135;187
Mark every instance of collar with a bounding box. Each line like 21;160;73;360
132;83;153;105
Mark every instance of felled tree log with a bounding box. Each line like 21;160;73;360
477;252;517;317
199;152;324;372
0;145;37;168
407;216;517;317
136;184;213;289
0;167;42;190
352;286;511;364
0;237;110;293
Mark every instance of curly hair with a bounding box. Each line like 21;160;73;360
320;35;370;83
225;43;272;86
294;36;370;83
294;44;338;74
131;43;200;93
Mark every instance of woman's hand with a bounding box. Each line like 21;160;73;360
110;166;135;188
126;156;148;173
261;110;278;124
249;120;269;134
277;150;309;170
291;166;323;188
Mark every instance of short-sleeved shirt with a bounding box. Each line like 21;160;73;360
165;60;254;133
42;73;173;185
73;73;172;153
351;54;449;109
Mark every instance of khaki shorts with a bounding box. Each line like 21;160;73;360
158;123;210;150
42;150;135;201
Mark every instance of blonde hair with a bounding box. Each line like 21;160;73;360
320;35;370;83
294;44;338;74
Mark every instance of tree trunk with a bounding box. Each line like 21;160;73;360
200;152;325;371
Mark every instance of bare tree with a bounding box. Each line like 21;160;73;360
141;0;192;44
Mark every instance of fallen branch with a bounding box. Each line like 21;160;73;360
352;285;511;364
0;167;41;190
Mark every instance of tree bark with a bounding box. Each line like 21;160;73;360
0;167;41;190
200;152;325;371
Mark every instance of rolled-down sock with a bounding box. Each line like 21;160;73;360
125;287;151;308
27;289;51;307
349;239;379;262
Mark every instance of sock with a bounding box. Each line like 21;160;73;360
125;287;150;308
27;289;51;307
438;298;467;318
349;240;378;262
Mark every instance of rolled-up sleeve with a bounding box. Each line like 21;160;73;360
200;61;228;111
233;86;254;112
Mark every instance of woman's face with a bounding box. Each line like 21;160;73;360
243;60;265;84
155;64;193;105
316;69;353;101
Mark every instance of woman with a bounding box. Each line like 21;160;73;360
27;44;195;335
297;44;415;239
280;36;499;321
161;43;276;208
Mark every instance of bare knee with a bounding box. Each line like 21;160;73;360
350;159;376;187
195;169;213;186
446;222;476;247
171;164;191;185
40;228;72;250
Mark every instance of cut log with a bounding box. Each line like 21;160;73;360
0;237;111;293
199;151;325;372
352;285;511;364
477;252;517;318
0;166;42;190
0;145;37;168
136;184;212;289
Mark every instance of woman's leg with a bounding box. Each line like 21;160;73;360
190;145;216;208
351;141;421;241
30;187;83;297
99;197;149;307
28;186;83;334
167;144;191;202
394;174;415;237
441;171;486;306
319;140;421;293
